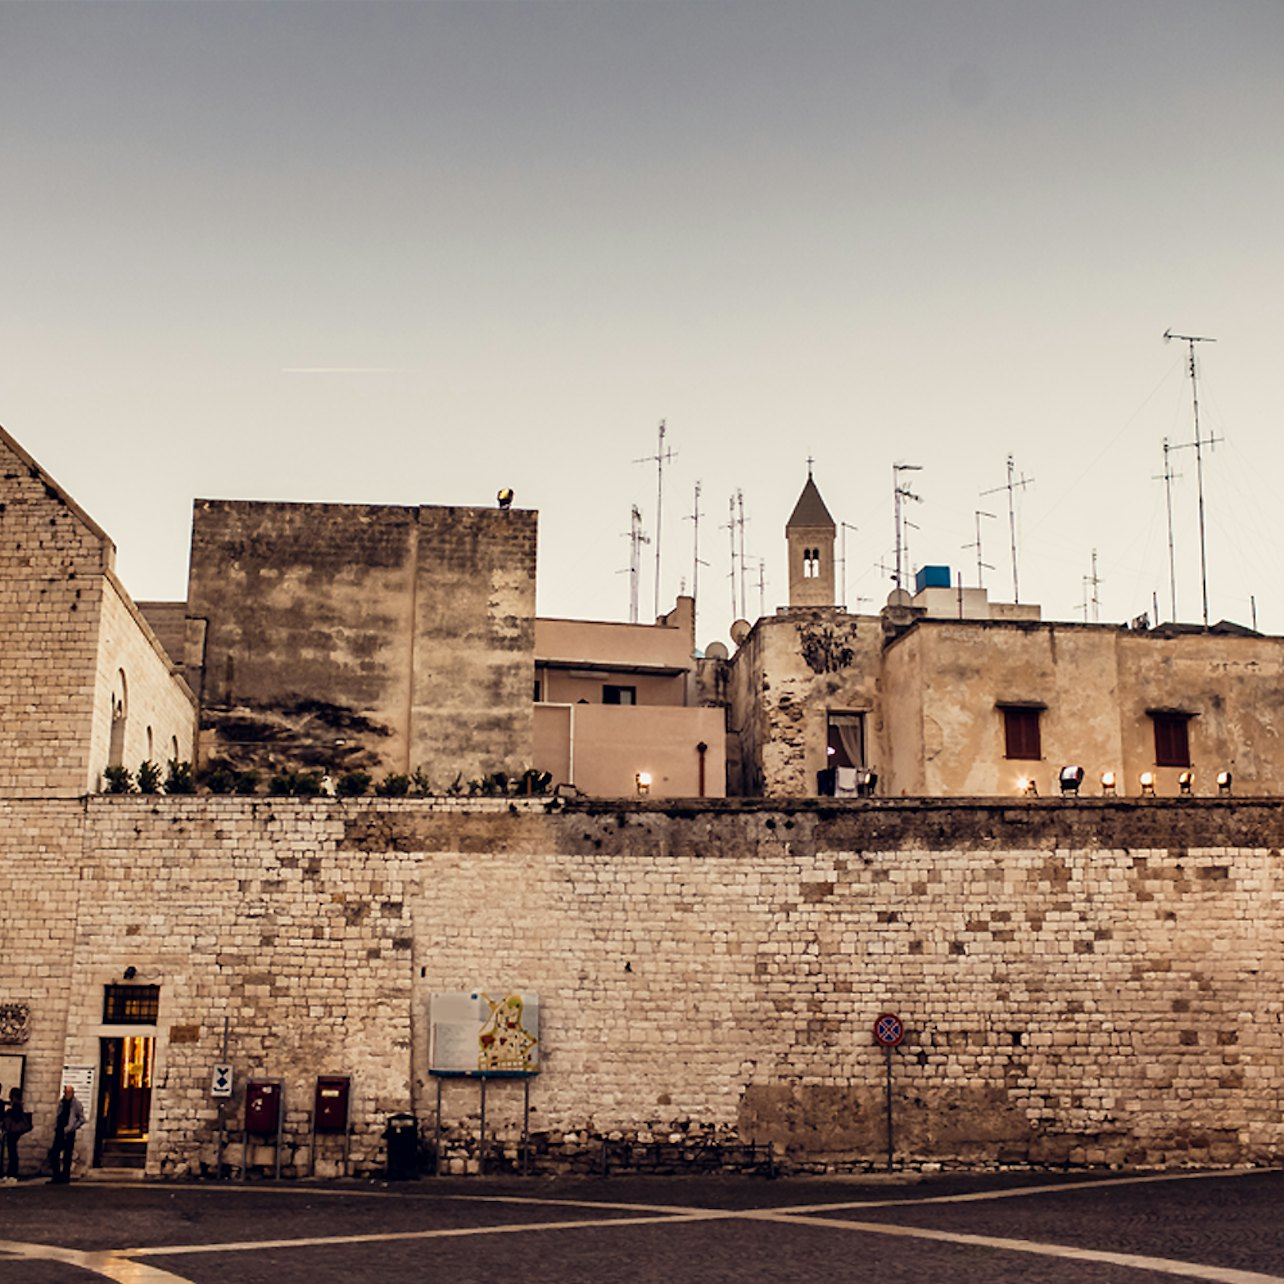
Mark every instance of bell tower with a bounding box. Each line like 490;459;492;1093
786;468;836;607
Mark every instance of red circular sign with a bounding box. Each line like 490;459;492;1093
874;1013;904;1047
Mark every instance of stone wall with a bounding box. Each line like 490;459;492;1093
2;796;1282;1177
0;429;111;796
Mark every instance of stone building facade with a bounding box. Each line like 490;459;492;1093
723;474;1284;801
0;427;195;797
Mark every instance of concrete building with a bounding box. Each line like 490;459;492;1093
532;596;726;798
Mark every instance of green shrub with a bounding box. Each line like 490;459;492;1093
164;760;196;795
103;765;134;794
376;773;410;797
136;761;162;795
336;770;371;797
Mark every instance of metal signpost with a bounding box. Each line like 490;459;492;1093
873;1013;904;1172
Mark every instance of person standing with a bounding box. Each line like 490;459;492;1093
3;1087;30;1182
49;1085;84;1184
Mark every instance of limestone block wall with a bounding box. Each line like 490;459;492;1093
0;429;111;796
2;796;1282;1175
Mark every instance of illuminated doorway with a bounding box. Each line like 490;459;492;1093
95;984;158;1169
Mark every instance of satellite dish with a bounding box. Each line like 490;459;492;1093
730;619;752;646
704;640;729;660
886;588;913;608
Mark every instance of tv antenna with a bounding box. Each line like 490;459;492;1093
892;463;923;590
982;454;1033;603
839;522;858;609
736;489;750;620
1080;548;1101;623
757;558;767;618
1163;330;1221;627
624;504;650;624
724;494;739;622
683;481;709;642
962;509;996;590
634;420;675;621
1153;438;1182;623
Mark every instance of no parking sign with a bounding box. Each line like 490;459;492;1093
874;1013;904;1047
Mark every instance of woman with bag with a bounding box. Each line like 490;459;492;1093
3;1086;31;1181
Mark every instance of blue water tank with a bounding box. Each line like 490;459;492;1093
915;565;951;593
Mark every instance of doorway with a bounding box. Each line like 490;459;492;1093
94;1035;154;1169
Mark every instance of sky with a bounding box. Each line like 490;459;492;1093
3;1;1283;648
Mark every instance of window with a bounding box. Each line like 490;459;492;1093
1001;707;1042;760
102;985;160;1024
603;684;636;705
827;713;865;768
1151;712;1192;767
533;680;542;702
803;547;821;578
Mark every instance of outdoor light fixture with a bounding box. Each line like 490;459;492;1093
1139;771;1156;797
1059;765;1084;796
497;487;514;509
1178;770;1194;797
856;769;878;798
1101;770;1117;796
1217;770;1233;796
635;771;652;797
1021;777;1039;797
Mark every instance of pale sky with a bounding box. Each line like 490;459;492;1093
3;1;1283;647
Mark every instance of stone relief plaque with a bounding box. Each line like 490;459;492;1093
0;1003;31;1045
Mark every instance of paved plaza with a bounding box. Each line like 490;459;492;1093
0;1168;1281;1283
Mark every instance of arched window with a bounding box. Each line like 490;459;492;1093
803;547;821;578
146;726;154;762
108;671;128;767
170;736;179;765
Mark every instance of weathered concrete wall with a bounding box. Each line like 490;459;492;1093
187;500;537;785
3;795;1283;1176
533;703;726;797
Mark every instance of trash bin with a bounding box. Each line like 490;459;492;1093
384;1112;419;1180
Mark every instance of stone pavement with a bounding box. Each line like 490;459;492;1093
0;1168;1281;1282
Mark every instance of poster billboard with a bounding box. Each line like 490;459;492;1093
430;991;539;1075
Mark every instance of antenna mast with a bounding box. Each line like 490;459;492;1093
840;522;858;609
1153;438;1181;622
634;420;675;621
736;489;749;620
963;509;996;589
892;463;923;591
726;495;738;621
1164;330;1220;628
981;454;1033;603
626;505;650;624
758;558;766;618
1083;548;1100;623
684;481;708;642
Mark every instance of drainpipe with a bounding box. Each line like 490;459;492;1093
696;741;708;798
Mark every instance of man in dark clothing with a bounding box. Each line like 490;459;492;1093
49;1085;85;1184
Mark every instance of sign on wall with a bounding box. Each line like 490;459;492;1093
430;991;540;1075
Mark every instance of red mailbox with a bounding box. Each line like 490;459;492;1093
314;1076;351;1135
245;1081;281;1136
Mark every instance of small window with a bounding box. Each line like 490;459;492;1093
1002;707;1042;760
1151;712;1191;767
803;547;821;578
603;684;636;706
827;713;865;768
533;680;542;702
103;985;160;1024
